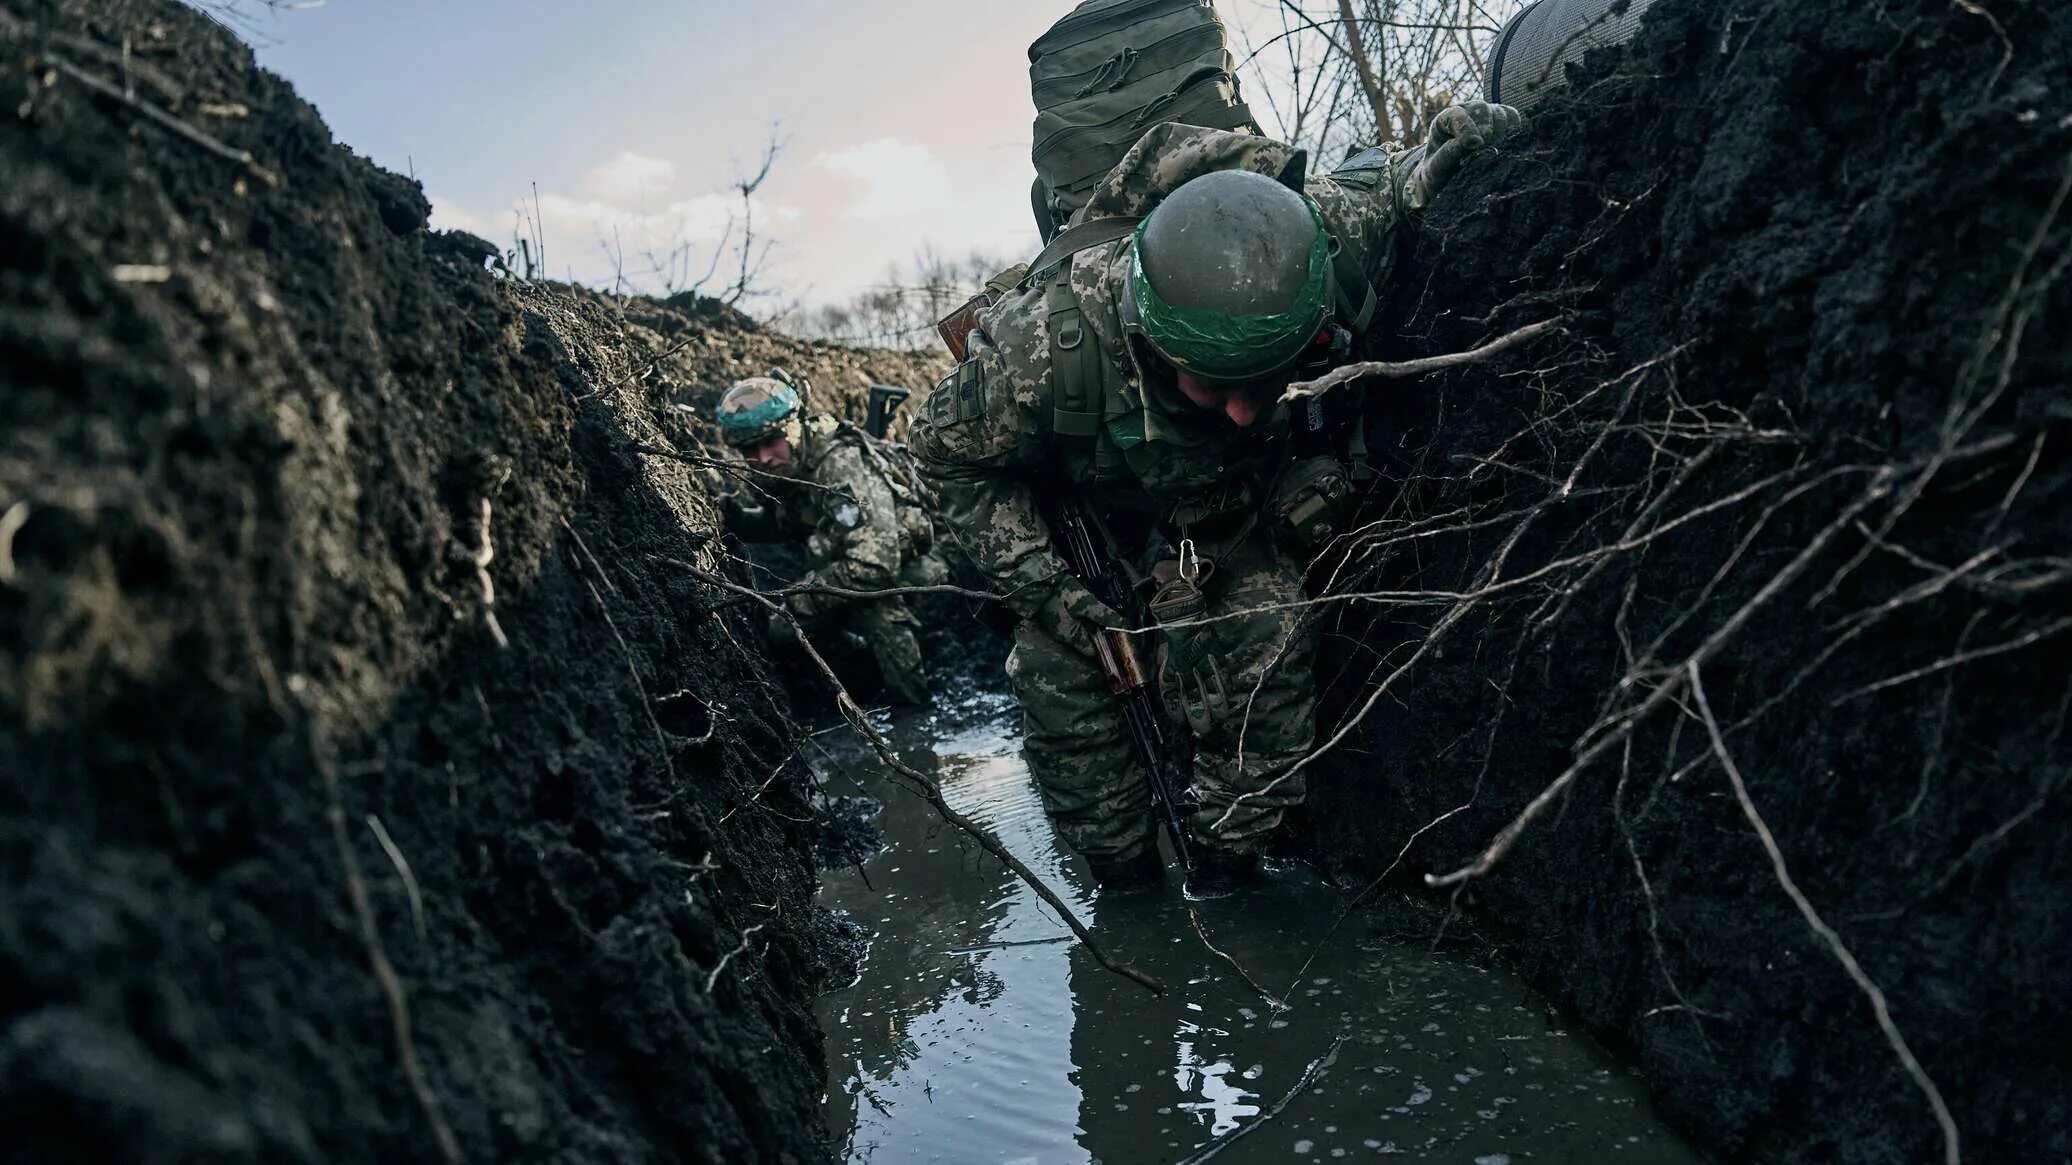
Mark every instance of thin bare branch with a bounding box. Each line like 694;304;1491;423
1689;663;1959;1165
1282;318;1564;400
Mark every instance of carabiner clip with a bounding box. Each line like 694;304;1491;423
1178;537;1200;584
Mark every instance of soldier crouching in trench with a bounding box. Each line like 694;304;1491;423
911;107;1521;900
713;373;946;705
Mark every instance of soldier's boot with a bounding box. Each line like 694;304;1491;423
1087;848;1165;894
857;601;930;705
875;629;929;705
1182;847;1263;902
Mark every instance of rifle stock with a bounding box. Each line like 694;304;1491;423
1050;497;1195;871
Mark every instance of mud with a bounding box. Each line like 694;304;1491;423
0;1;935;1160
6;0;2066;1161
1309;1;2072;1163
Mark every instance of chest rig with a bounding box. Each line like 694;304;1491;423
1036;238;1374;531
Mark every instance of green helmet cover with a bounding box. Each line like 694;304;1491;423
1129;191;1332;383
716;378;802;447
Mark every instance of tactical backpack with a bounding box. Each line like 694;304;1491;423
1029;0;1256;239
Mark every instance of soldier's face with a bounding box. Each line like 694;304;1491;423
1173;370;1276;428
750;434;795;473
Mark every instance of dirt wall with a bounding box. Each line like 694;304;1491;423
0;1;924;1160
1309;1;2070;1162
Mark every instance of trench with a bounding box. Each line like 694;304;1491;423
813;688;1706;1163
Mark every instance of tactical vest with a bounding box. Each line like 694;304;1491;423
1033;229;1378;511
800;417;936;558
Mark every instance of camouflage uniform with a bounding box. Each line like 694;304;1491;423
725;414;944;704
911;124;1408;862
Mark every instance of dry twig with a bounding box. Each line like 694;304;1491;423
42;54;281;186
313;738;460;1163
678;562;1164;995
1689;663;1959;1165
472;498;509;649
1282;317;1563;400
1174;1033;1348;1164
365;814;427;943
567;555;676;782
0;501;28;584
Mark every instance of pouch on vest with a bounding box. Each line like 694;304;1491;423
1150;551;1227;733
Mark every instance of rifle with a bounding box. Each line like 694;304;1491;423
865;384;910;440
1049;495;1195;872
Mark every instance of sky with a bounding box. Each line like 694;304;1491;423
227;0;1309;311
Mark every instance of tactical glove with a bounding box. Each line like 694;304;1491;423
1273;456;1353;550
1025;577;1125;661
785;582;837;626
718;488;780;541
787;559;861;625
1403;100;1525;210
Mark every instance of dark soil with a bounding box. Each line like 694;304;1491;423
0;1;935;1160
1309;1;2071;1163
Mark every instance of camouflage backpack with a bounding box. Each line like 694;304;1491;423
1029;0;1256;239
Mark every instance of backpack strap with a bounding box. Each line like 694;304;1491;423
1330;246;1376;332
1045;278;1104;447
1025;214;1143;283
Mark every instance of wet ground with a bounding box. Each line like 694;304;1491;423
816;690;1707;1164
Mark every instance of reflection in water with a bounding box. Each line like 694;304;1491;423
1172;1037;1258;1137
817;692;1704;1164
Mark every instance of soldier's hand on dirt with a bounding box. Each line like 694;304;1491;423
1032;580;1126;660
717;489;757;527
1404;100;1525;210
787;578;839;623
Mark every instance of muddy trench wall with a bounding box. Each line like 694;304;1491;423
1309;1;2070;1163
0;1;944;1160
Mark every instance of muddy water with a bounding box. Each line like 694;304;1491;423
816;690;1705;1164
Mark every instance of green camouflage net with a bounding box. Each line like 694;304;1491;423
1130;196;1330;382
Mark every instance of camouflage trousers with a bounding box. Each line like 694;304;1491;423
1006;529;1315;860
770;597;927;704
768;553;944;705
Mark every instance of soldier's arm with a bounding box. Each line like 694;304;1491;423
1307;148;1404;296
719;483;790;543
1308;101;1523;292
908;328;1075;619
804;445;903;592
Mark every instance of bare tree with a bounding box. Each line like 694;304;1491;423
721;127;786;306
791;247;1013;351
1233;0;1522;160
184;0;327;47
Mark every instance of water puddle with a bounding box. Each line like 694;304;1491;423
817;690;1704;1163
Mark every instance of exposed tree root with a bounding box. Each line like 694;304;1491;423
1690;662;1960;1165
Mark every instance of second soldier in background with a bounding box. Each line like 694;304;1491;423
715;374;945;705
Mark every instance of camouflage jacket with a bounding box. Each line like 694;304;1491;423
910;124;1404;618
725;415;930;593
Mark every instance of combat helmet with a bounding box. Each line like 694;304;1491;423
715;375;804;449
1122;168;1334;384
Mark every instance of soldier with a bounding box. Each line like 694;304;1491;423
715;375;943;705
911;104;1521;898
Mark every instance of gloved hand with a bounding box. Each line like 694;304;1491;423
787;568;844;624
1025;578;1125;660
1403;100;1525;210
717;487;750;524
1273;456;1353;550
718;487;776;539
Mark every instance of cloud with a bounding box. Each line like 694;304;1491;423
816;138;959;220
428;153;797;290
428;196;496;238
581;151;677;203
